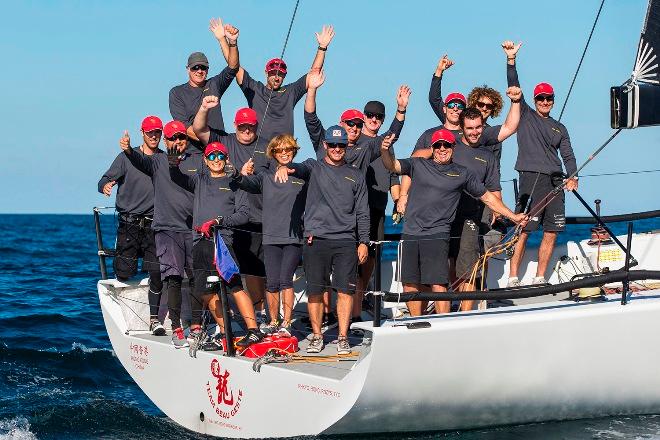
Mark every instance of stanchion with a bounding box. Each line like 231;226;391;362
513;178;519;201
94;208;108;279
219;280;235;357
572;190;637;266
373;242;382;328
622;222;634;305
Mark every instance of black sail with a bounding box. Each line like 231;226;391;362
611;0;660;128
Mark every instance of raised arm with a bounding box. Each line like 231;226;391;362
307;26;334;87
428;55;453;121
380;133;403;174
192;95;219;144
495;86;522;142
120;131;154;176
304;70;326;157
209;18;241;75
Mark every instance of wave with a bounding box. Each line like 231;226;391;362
0;417;37;440
10;399;202;440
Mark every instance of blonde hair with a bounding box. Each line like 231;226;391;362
266;134;299;159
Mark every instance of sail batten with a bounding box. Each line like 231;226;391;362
611;0;660;128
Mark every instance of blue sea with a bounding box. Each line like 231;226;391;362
2;213;660;439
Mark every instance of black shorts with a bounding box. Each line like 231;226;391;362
449;217;481;279
192;238;243;293
366;208;385;258
303;239;358;295
114;220;159;279
516;171;566;233
233;222;266;277
400;234;449;285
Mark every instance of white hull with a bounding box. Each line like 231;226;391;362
98;230;660;438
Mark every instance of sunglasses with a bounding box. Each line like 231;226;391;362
272;147;296;154
327;143;347;149
144;129;162;136
206;152;226;161
365;112;384;121
476;101;495;110
446;102;466;110
190;65;209;72
344;120;364;128
166;134;187;141
535;95;555;102
267;70;286;77
432;141;454;149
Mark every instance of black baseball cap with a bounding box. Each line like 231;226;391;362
364;101;385;115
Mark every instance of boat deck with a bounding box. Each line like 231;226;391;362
131;322;372;380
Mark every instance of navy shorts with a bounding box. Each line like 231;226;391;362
154;230;194;279
400;234;450;285
303;239;358;295
516;171;566;233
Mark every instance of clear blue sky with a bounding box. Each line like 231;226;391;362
0;0;657;215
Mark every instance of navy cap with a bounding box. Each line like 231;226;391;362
324;125;348;144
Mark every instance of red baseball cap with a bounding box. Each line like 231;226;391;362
234;108;258;126
533;82;555;97
204;142;229;157
141;116;163;132
265;58;287;74
163;120;186;138
430;129;456;147
340;109;365;122
445;92;466;105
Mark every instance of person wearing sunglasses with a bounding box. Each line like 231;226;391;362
354;100;403;324
120;120;204;348
214;23;335;142
169;19;240;153
165;141;264;351
99;116;164;336
303;69;410;325
193;101;271;325
381;129;526;317
231;134;306;337
502;40;578;288
273;126;370;355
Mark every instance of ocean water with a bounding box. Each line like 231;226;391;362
1;213;660;440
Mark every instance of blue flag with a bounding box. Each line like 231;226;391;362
214;230;240;282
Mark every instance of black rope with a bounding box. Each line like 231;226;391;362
558;0;606;121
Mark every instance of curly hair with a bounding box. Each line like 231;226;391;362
468;85;504;118
266;134;299;159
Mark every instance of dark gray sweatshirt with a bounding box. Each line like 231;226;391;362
98;147;157;215
290;158;369;243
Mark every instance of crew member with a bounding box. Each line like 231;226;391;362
98;116;164;336
275;126;369;355
233;135;307;337
503;41;578;287
303;69;409;323
168;141;264;350
120;120;202;348
193;100;270;325
216;23;335;141
381;129;526;316
169;19;240;150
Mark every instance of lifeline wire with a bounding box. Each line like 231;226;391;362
558;0;606;121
